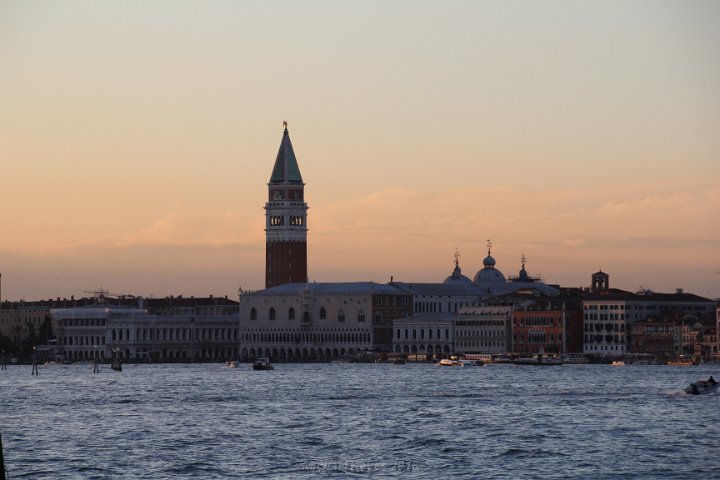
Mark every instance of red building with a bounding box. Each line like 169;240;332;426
512;309;564;354
630;317;675;356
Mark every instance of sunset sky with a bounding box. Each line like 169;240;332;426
1;1;719;301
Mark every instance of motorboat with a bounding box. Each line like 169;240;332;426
226;360;240;368
252;357;274;370
437;356;463;367
611;361;625;367
685;377;719;395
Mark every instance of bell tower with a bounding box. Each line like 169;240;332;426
265;122;308;288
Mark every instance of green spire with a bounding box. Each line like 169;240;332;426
269;123;303;184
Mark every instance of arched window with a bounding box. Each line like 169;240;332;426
269;308;276;320
250;308;257;320
288;307;295;320
303;311;310;323
338;310;345;323
357;311;365;323
320;307;327;320
375;312;382;323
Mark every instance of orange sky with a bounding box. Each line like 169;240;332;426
1;1;719;300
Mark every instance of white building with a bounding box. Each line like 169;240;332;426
238;282;412;361
453;306;512;355
393;313;454;355
52;302;239;362
583;289;716;357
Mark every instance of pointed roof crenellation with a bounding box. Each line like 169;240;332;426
270;122;303;184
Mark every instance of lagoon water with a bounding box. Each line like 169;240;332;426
2;362;719;479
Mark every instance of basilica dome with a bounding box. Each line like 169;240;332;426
472;243;506;285
443;264;472;284
443;251;472;284
473;262;506;284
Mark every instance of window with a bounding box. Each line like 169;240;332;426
338;310;345;323
250;308;257;320
320;307;326;320
289;307;295;320
269;308;276;320
357;311;365;323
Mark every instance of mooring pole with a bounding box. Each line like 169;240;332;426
93;345;99;373
1;428;7;480
31;346;38;376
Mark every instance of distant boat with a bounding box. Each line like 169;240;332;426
561;354;589;364
252;357;274;371
668;356;697;366
460;360;484;367
611;361;625;367
226;360;239;368
685;377;718;395
514;355;562;366
437;356;463;367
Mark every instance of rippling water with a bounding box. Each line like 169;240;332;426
2;362;719;479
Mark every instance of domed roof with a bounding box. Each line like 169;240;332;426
473;240;505;284
473;266;506;284
443;251;472;284
517;267;529;281
483;254;496;267
443;264;472;284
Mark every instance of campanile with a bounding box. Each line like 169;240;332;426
265;122;308;288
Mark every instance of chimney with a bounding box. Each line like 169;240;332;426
676;288;684;294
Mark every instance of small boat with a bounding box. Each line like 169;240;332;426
226;360;240;368
460;360;484;367
685;377;719;395
561;354;589;364
611;361;625;367
437;356;463;367
668;356;697;366
252;357;274;371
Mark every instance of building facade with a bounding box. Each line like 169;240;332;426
52;296;240;362
583;286;716;357
238;282;412;361
453;306;512;355
393;313;454;356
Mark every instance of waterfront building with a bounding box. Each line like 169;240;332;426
629;317;676;357
52;294;240;362
238;282;412;360
391;306;512;357
0;305;50;348
106;309;239;362
453;306;512;355
512;305;568;355
392;313;454;355
582;274;716;357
